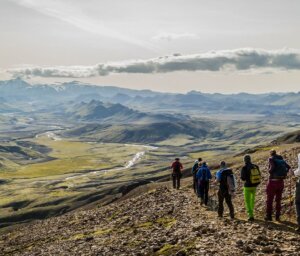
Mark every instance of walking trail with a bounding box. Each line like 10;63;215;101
1;183;299;255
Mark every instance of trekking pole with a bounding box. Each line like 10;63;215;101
289;174;292;221
289;148;298;221
287;148;295;221
211;183;217;211
263;163;269;217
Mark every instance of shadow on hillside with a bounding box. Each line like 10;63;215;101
254;219;299;234
193;187;300;235
207;197;218;211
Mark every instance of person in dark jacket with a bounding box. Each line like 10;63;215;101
215;161;235;219
171;158;183;189
265;149;291;221
196;162;212;205
191;158;202;194
289;153;300;232
241;155;261;221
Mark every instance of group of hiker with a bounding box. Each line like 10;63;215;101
171;149;300;232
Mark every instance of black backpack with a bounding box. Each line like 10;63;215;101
192;162;199;175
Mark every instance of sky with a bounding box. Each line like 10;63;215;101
0;0;300;93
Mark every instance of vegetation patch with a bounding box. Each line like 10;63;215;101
69;228;112;241
138;221;153;228
156;243;176;255
156;217;176;228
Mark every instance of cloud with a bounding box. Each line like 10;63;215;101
8;48;300;78
152;33;199;41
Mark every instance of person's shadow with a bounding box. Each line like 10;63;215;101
207;196;218;211
247;219;299;235
206;197;299;234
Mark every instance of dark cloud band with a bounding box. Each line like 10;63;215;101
9;48;300;78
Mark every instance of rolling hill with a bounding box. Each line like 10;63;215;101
273;130;300;144
67;100;144;122
64;120;212;143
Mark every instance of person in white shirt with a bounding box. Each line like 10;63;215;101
290;153;300;232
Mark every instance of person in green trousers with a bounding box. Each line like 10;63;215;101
241;155;261;221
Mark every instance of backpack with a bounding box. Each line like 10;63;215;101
220;168;236;193
199;167;208;181
249;165;261;185
272;157;288;179
192;162;198;175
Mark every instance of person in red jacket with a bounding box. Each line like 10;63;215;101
171;158;183;189
265;149;291;221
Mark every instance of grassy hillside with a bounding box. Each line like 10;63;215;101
273;130;300;144
64;120;213;144
0;134;169;227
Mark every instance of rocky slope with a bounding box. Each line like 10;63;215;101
1;145;300;255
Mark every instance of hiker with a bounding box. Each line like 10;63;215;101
215;161;235;219
265;149;291;221
240;155;261;221
171;158;183;189
196;161;212;205
192;158;202;193
289;153;300;232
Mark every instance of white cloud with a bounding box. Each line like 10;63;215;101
152;32;199;41
7;48;300;78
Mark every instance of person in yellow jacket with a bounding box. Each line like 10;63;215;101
240;155;261;221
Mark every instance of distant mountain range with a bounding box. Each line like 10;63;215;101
1;79;300;115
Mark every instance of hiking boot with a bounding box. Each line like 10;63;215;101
218;214;223;219
275;215;281;222
264;215;272;221
248;217;255;221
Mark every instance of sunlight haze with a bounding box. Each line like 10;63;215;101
1;0;300;92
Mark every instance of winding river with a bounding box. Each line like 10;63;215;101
36;130;158;181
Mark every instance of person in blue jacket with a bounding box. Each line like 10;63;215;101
196;161;212;205
192;158;202;194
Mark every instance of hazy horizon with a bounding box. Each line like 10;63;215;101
2;77;300;95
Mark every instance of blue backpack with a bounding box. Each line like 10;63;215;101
198;167;210;181
272;158;288;179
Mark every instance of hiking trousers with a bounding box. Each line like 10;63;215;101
198;180;209;205
296;182;300;225
243;187;257;218
218;190;234;218
172;173;181;189
193;174;197;193
266;179;284;218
